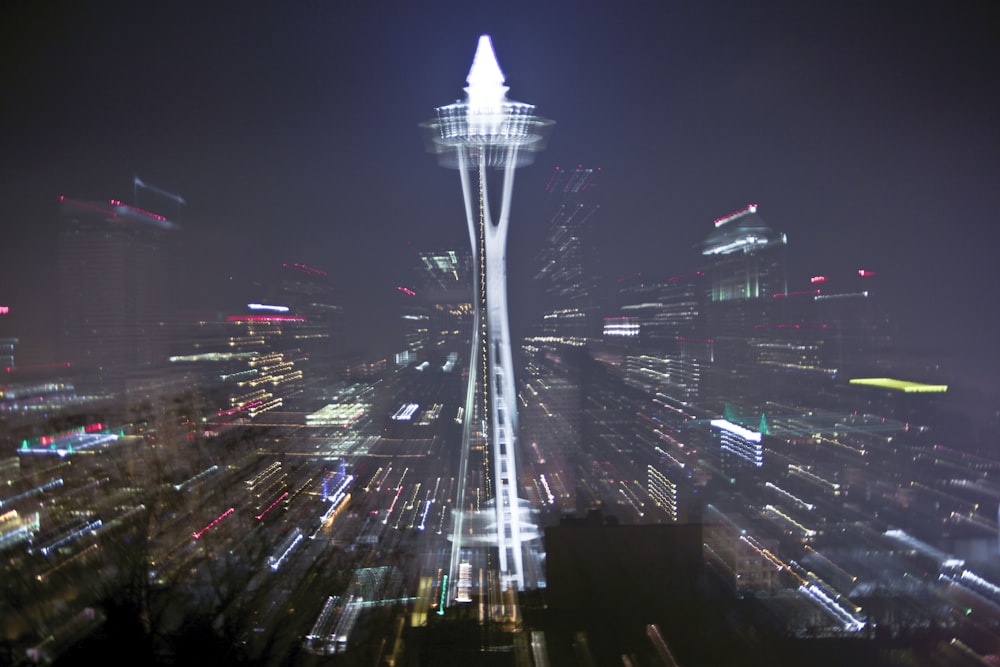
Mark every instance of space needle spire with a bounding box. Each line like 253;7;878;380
421;35;553;603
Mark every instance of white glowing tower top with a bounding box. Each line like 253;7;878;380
423;35;552;169
466;35;508;112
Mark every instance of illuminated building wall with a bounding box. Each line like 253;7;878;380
712;418;764;472
277;262;344;360
56;196;180;392
806;269;893;377
216;314;306;423
397;250;473;358
647;464;679;522
245;460;288;519
518;344;585;515
742;268;895;412
700;204;787;305
0;337;16;370
613;271;708;405
615;271;705;352
698;205;787;412
422;35;553;595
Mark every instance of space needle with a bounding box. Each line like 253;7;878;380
421;35;553;601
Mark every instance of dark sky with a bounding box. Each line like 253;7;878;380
2;1;999;387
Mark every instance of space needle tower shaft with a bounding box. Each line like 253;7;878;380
422;35;553;594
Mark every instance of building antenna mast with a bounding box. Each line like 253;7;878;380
134;174;187;221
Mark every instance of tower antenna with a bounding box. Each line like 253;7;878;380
134;174;187;222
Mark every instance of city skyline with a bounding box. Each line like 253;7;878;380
4;5;1000;662
2;1;998;389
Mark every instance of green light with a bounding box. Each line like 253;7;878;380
759;413;770;436
438;574;448;615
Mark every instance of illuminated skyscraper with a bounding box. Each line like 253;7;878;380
422;35;553;597
56;195;180;392
534;164;603;341
699;204;787;412
397;249;473;358
700;203;786;307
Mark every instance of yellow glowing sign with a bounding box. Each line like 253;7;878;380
849;378;948;393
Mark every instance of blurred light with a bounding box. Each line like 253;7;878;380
247;303;290;312
713;203;757;227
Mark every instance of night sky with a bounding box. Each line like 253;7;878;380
2;1;999;390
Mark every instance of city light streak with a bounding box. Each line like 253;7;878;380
796;583;866;632
36;544;99;583
739;534;805;585
321;492;350;524
647;467;678;520
268;527;304;571
247;303;289;312
38;519;102;556
391;467;410;492
763;504;817;539
0;511;37;550
333;596;363;649
226;314;306;323
397;483;422;530
549;473;570;502
938;566;1000;609
646;624;681;667
618;482;645;518
653;428;685;450
418;497;433;531
438;575;449;614
848;377;948;393
765;482;815;511
538;474;556;505
884;528;954;565
714;203;757;227
364;466;386;493
192;507;234;539
173;465;218;491
435;497;449;535
391;402;420;421
788;464;841;495
383;484;404;525
817;435;866;457
18;431;120;457
305;596;340;651
255;491;289;521
288;476;316;505
1;478;64;509
803;545;858;584
654;445;686;470
325;473;354;502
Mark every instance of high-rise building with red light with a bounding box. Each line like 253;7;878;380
56;195;180;393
